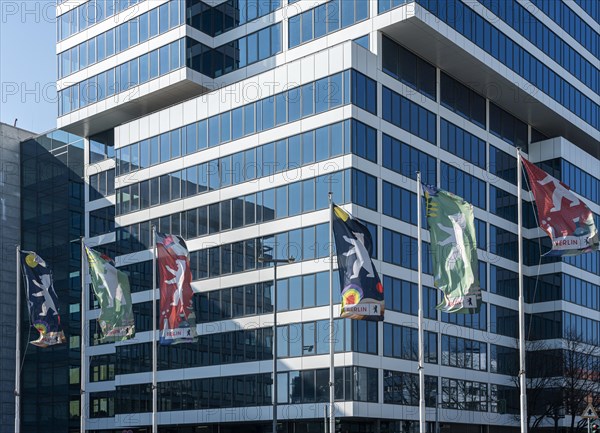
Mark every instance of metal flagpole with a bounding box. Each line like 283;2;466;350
152;227;158;433
80;238;87;433
416;172;426;433
273;261;278;433
516;149;528;433
15;245;21;433
328;192;335;433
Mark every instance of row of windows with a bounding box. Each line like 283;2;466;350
441;334;487;371
382;35;436;101
490;225;557;266
59;39;184;116
109;367;380;415
277;318;375;358
564;248;600;276
489;102;528;151
117;116;373;179
58;0;183;79
489;185;537;229
186;23;282;78
382;86;437;145
440;118;486;169
187;222;330;280
490;305;569;341
115;373;272;414
383;323;437;364
382;275;437;319
530;0;599;58
277;366;378;404
158;373;272;411
116;327;272;374
57;0;144;41
89;206;115;237
115;70;360;178
489;145;517;185
89;168;115;201
563;274;600;311
382;228;433;275
575;0;599;24
478;0;599;94
440;162;486;210
116;171;348;254
560;158;600;205
115;165;367;231
440;72;486;129
441;302;487;331
383;370;437;406
187;0;281;37
490;265;562;303
195;273;340;324
442;377;488;412
417;0;600;130
89;354;115;382
378;0;410;14
381;133;436;185
116;171;348;255
289;0;369;48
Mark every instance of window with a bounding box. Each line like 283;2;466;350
382;87;436;144
382;35;435;100
440;162;486;210
440;72;486;128
382;134;436;184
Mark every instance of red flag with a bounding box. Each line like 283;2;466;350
522;157;598;256
156;233;197;344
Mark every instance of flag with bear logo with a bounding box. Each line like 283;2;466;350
20;251;66;347
85;246;135;342
156;233;197;345
423;185;481;314
332;205;384;320
522;157;598;256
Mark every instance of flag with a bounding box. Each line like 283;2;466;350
85;246;135;342
332;205;384;320
156;233;196;344
522;157;598;256
423;185;481;314
20;251;66;347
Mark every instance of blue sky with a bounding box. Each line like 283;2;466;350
1;1;57;134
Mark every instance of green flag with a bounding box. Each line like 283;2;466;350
423;185;481;314
85;246;135;341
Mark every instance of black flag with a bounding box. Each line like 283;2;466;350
20;251;66;347
332;205;384;320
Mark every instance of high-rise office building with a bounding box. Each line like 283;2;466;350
0;123;33;433
53;1;599;432
18;130;85;433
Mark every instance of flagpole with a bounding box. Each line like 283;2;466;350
328;192;335;433
416;172;426;433
152;226;158;433
80;237;87;433
14;245;21;433
516;149;528;433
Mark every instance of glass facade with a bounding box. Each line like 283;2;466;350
20;130;84;433
48;0;600;431
417;0;600;131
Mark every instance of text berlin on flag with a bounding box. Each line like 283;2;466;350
85;246;135;342
156;233;197;345
423;185;482;314
521;157;599;256
20;251;66;347
332;204;384;321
